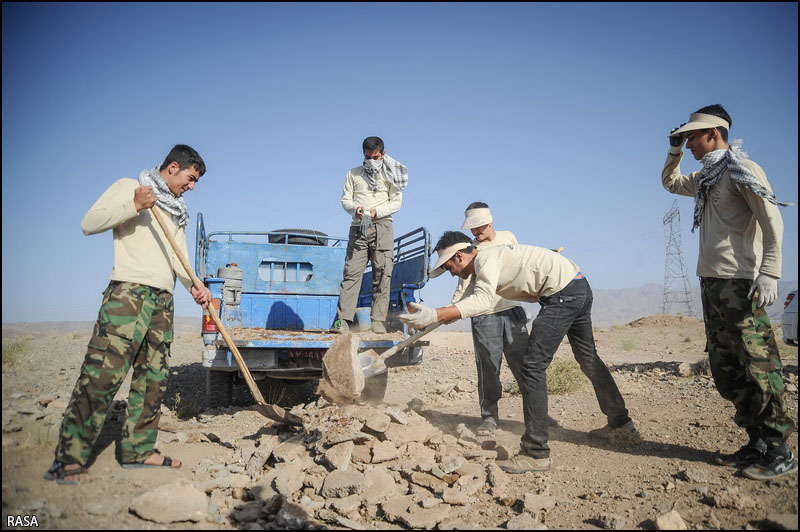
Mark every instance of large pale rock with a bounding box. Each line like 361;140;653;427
273;435;306;463
129;480;207;523
524;493;556;513
324;441;355;471
655;509;687;530
409;471;448;491
330;494;361;516
362;469;401;505
364;412;391;433
320;470;365;498
371;441;400;463
274;460;306;497
507;511;542;530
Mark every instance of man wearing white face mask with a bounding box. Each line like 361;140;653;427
333;136;408;334
664;104;795;481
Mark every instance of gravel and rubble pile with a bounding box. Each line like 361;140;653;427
181;398;553;530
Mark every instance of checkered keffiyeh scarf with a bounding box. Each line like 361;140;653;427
138;166;189;227
364;155;408;192
693;140;792;232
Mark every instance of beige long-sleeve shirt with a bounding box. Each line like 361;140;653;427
81;178;193;294
662;151;783;279
341;165;403;225
451;231;522;317
454;244;580;319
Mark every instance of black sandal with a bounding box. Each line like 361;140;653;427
43;460;87;485
122;451;180;469
476;417;498;436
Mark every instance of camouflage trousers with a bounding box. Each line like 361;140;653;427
55;281;174;466
700;278;794;445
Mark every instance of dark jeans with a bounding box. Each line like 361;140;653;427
471;306;528;421
519;278;630;458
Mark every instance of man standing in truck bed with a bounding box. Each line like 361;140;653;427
333;136;408;334
44;144;212;484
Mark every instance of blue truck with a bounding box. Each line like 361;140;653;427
194;213;432;407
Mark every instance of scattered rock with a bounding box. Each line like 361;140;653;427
655;509;687;530
129;480;207;523
320;470;365;498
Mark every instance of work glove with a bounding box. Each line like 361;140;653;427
398;302;438;329
669;123;686;154
748;273;778;309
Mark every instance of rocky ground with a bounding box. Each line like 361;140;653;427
2;314;798;530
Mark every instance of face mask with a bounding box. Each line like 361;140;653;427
364;158;383;172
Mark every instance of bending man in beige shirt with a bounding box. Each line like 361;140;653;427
664;104;795;481
45;145;212;484
400;231;636;474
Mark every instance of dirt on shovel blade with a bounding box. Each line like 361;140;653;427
317;333;364;403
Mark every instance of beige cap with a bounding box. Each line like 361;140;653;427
429;241;471;278
669;112;730;138
461;207;493;229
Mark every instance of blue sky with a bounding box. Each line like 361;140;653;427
2;2;797;323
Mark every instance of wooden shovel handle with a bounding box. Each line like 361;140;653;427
149;207;267;405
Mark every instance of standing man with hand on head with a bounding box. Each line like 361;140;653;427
664;105;796;480
333;136;408;335
44;144;212;484
453;202;528;437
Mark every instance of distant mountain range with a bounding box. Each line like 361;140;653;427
439;279;798;330
3;280;796;337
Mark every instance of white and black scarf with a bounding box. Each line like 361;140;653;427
693;140;791;232
138;166;189;227
363;154;409;192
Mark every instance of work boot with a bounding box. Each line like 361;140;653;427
331;319;350;334
589;420;641;443
497;453;551;474
371;321;387;334
714;438;768;467
741;443;798;480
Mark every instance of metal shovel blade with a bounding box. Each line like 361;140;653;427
359;349;386;379
254;403;303;426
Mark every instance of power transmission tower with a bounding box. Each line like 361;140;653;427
663;200;695;316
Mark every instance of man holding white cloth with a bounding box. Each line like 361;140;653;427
333;136;408;334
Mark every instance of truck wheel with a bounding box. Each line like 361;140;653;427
206;370;233;408
257;377;317;406
268;228;328;246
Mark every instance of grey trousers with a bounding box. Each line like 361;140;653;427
337;218;394;322
471;306;529;420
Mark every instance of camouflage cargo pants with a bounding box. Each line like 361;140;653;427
55;281;174;466
700;278;794;445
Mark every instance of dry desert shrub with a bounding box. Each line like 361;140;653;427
548;358;588;395
2;337;29;366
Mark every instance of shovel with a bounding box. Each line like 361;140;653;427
360;321;444;379
150;206;302;426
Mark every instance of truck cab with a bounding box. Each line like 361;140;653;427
195;213;431;407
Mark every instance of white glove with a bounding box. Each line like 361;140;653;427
748;273;778;309
398;302;438;329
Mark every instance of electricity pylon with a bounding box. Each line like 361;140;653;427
663;200;696;317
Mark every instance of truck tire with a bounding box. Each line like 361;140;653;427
206;370;233;409
268;229;328;246
257;377;318;406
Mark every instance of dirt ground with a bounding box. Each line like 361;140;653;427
2;314;798;530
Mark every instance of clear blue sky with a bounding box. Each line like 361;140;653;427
2;2;797;323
